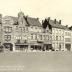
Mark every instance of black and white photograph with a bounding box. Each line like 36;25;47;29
0;0;72;72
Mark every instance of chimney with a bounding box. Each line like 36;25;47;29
37;18;39;20
54;19;56;24
66;25;68;27
26;15;28;18
42;20;44;24
0;14;2;24
59;20;61;24
47;17;50;21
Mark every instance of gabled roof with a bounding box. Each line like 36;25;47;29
3;16;18;25
3;15;42;27
26;17;42;27
10;16;42;27
48;20;69;30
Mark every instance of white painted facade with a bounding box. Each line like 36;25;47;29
52;28;65;51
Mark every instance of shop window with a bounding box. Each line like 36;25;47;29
65;44;71;51
16;39;20;43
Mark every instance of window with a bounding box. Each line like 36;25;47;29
4;26;12;33
19;27;22;31
4;35;11;41
26;27;28;31
60;36;61;40
16;26;18;30
59;30;61;34
15;26;18;32
68;33;71;36
46;30;49;32
40;35;42;40
35;27;37;29
23;27;25;32
65;38;71;42
52;30;55;33
35;34;37;40
65;32;67;36
52;35;55;40
31;34;33;40
16;39;20;43
23;27;28;32
9;27;12;32
49;35;52;40
47;35;49;40
43;35;45;40
65;32;71;36
56;30;58;34
61;30;64;35
56;36;58;40
53;43;55;48
46;35;48;40
31;26;33;29
61;36;64;41
44;35;46;40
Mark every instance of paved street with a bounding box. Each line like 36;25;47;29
0;51;72;72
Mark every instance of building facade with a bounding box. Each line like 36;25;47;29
0;14;2;47
42;18;72;51
64;29;72;51
0;12;72;52
1;12;52;52
2;16;15;51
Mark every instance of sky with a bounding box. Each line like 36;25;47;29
0;0;72;26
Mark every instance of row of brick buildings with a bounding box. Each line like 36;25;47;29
0;11;72;52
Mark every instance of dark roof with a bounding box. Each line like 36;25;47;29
11;16;42;26
26;17;42;27
49;20;69;30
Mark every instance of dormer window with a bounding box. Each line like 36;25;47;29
54;19;56;24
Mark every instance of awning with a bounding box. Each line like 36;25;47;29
15;43;43;46
15;43;28;46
